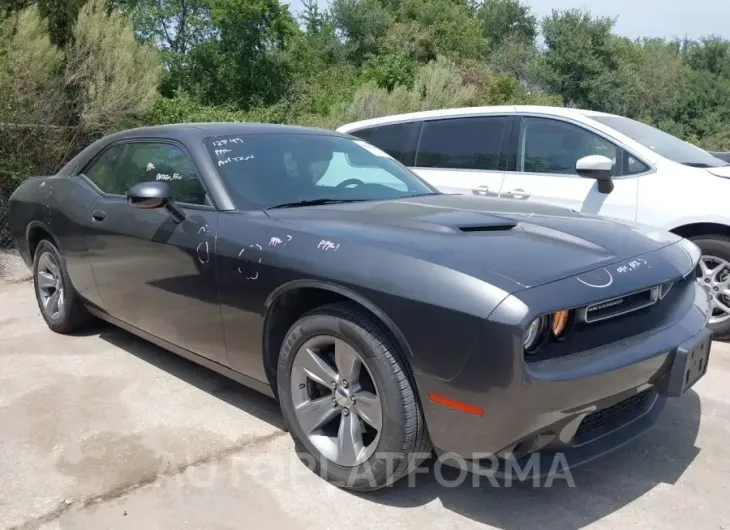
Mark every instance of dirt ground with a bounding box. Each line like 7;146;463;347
1;280;729;530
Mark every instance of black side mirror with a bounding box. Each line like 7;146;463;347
576;155;615;194
126;181;185;222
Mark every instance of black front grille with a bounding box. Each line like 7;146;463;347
583;286;659;323
575;388;655;442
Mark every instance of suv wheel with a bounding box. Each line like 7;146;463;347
691;235;730;339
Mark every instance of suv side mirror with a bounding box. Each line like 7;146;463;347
126;181;186;222
576;155;615;194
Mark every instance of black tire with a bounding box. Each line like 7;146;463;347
32;239;93;334
277;302;432;491
691;235;730;340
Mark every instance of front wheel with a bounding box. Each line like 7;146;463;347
277;303;432;491
691;235;730;340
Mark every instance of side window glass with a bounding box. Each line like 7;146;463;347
85;144;128;194
415;116;507;171
518;117;618;175
352;122;417;165
125;143;206;205
86;142;207;205
624;152;649;175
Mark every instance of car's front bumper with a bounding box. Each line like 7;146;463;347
414;280;712;468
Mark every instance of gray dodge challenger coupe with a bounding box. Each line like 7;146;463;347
9;123;712;490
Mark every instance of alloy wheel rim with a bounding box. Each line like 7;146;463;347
290;335;382;467
697;254;730;325
37;252;64;320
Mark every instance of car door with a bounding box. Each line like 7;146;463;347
499;116;640;222
411;115;511;197
82;140;228;366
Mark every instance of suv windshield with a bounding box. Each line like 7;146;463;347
206;134;438;210
591;115;729;168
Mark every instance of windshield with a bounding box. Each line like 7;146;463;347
591;115;728;168
205;133;438;210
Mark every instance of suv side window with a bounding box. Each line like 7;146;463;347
518;117;619;176
350;122;417;165
86;142;207;205
415;116;508;171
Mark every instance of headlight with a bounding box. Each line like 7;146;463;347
524;310;574;355
524;316;548;354
551;310;571;338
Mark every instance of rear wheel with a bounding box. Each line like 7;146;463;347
33;239;93;334
277;302;431;491
691;235;730;340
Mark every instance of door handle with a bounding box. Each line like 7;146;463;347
471;185;498;197
92;210;107;222
504;188;531;200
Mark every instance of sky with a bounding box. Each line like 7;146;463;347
288;0;730;41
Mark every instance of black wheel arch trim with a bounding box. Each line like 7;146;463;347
262;279;417;376
25;220;61;259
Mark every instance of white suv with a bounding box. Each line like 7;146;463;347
338;106;730;338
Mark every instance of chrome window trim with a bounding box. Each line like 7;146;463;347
410;166;506;175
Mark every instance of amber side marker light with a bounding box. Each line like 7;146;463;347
428;393;484;416
551;310;570;338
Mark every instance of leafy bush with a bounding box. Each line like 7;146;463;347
65;0;162;134
0;5;66;126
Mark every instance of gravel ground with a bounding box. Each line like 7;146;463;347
0;249;31;285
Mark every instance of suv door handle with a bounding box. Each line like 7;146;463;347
471;185;498;197
92;210;107;222
504;188;531;200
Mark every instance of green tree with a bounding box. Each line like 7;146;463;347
301;0;322;34
120;0;212;94
38;0;86;46
0;0;87;46
395;0;487;62
125;0;211;54
331;0;392;64
538;9;641;114
479;0;535;50
682;36;730;78
191;0;296;107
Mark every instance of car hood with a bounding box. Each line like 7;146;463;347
266;194;681;290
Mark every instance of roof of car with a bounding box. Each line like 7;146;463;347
109;122;344;140
336;105;618;132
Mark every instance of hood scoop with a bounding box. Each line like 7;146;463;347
389;206;518;233
457;221;517;233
